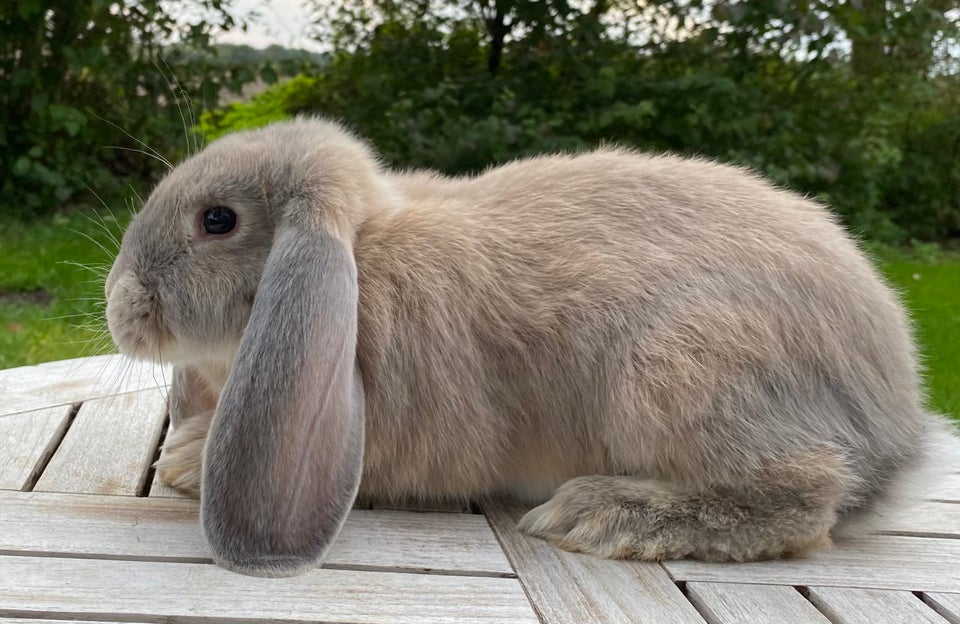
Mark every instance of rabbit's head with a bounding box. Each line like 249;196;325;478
105;119;381;364
106;118;383;576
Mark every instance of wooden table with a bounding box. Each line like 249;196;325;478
1;354;958;623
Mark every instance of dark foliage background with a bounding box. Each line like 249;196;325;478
2;1;959;415
0;1;318;217
2;0;959;243
202;0;960;243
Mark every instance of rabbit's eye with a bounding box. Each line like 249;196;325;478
202;206;237;236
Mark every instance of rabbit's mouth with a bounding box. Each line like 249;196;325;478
105;272;176;362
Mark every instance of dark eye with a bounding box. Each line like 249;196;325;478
202;206;237;235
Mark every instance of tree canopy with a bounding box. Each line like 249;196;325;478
0;1;314;215
4;0;959;242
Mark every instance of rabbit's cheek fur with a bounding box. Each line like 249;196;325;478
170;295;250;367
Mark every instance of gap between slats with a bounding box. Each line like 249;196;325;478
138;411;169;498
684;583;951;624
684;583;827;624
0;490;515;578
22;403;81;492
31;390;167;496
0;613;310;624
0;618;154;624
923;593;960;624
0;549;515;578
0;555;538;624
483;499;708;624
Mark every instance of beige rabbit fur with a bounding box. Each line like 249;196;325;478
105;118;956;575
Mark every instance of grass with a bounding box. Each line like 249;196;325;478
0;209;127;368
1;209;958;419
868;244;960;419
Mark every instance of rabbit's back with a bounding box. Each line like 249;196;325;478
355;149;926;511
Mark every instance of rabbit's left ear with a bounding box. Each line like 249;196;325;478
200;220;364;577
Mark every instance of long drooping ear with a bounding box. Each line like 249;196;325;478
200;223;364;577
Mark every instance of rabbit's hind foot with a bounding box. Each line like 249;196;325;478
518;454;848;562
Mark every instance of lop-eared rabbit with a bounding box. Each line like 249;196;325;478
105;118;957;577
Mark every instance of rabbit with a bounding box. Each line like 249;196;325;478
105;117;958;578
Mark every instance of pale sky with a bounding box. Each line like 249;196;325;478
216;0;325;52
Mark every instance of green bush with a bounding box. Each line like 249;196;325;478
199;2;960;243
198;75;321;141
0;2;321;219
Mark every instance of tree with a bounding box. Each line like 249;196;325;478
644;0;959;77
208;0;959;240
0;0;242;215
311;0;615;75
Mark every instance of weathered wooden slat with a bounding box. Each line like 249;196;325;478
878;501;960;539
665;535;960;593
0;405;73;490
924;593;960;624
807;586;949;624
0;620;151;624
0;555;538;624
145;421;188;499
0;354;169;418
0;490;514;575
371;499;473;513
931;474;960;502
32;389;167;495
685;583;828;624
483;500;705;624
147;464;185;498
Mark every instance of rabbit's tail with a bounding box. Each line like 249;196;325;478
833;414;960;538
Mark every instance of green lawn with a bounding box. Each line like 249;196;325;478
0;210;127;367
869;244;960;419
1;210;957;419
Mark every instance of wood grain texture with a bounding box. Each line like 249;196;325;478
686;583;828;624
484;499;705;624
665;536;960;593
878;500;960;539
0;620;152;624
0;490;514;575
931;474;960;502
32;389;166;495
925;594;960;624
807;587;949;624
371;499;473;513
0;405;72;490
146;429;188;499
147;464;185;498
0;354;169;417
0;555;538;624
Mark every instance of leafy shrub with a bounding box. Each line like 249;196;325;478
0;2;319;219
196;2;960;242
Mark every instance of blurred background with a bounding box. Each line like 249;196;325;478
0;0;958;417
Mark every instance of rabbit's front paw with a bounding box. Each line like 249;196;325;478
155;414;211;498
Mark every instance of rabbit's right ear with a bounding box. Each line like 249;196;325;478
200;218;364;577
